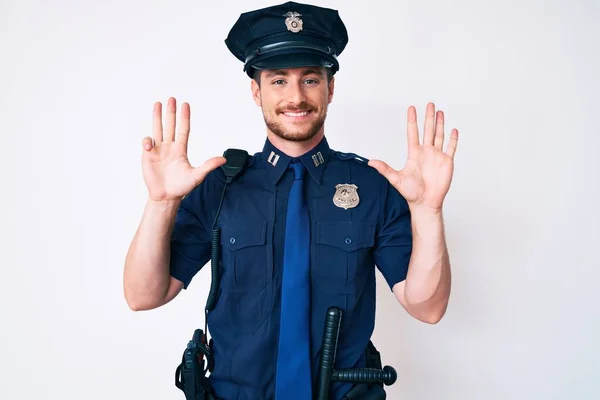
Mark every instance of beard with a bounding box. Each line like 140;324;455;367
262;103;327;142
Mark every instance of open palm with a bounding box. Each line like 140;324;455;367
369;103;459;211
142;98;226;202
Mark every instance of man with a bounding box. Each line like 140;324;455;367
123;1;458;399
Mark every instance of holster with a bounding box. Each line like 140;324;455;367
340;341;387;400
175;329;216;400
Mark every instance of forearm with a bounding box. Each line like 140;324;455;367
399;206;451;322
123;198;181;310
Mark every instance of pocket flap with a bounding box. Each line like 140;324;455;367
221;221;267;251
316;221;375;252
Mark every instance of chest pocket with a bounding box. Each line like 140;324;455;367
220;221;270;293
313;221;376;293
211;221;274;335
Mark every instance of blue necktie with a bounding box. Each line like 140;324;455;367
275;161;312;399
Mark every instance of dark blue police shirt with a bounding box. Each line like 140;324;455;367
169;136;412;400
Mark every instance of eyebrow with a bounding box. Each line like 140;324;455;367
302;69;324;78
264;69;324;79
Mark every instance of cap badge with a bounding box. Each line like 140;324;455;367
333;184;360;210
284;11;303;33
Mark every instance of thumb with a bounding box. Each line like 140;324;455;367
368;159;401;188
141;136;154;152
368;159;395;179
192;156;227;184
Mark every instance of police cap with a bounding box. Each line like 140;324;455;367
225;1;349;78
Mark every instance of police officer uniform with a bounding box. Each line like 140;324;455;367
169;2;413;399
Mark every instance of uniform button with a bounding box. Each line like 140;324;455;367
230;237;236;244
345;238;352;245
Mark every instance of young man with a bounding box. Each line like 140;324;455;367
124;2;458;399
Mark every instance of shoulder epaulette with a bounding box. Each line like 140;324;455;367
333;151;369;164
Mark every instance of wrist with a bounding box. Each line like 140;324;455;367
409;203;443;217
408;204;445;241
146;197;182;212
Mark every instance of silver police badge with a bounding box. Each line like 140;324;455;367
284;11;303;33
333;184;360;210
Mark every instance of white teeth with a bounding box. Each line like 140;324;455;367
283;111;309;117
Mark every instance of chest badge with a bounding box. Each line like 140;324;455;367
333;184;360;210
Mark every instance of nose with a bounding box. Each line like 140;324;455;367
285;79;307;105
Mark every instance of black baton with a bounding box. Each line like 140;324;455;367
316;307;397;400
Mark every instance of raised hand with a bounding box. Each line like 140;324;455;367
141;97;226;202
369;103;459;212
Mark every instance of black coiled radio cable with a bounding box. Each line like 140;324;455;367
203;149;249;347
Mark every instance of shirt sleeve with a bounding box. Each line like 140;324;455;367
169;183;212;289
374;180;413;291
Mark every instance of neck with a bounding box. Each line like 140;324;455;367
266;130;325;158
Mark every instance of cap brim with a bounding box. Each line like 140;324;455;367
251;53;334;70
244;47;338;78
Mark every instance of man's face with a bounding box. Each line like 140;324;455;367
251;67;335;142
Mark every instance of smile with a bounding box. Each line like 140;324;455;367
281;110;312;118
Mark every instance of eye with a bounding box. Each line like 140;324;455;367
272;79;286;85
304;79;319;85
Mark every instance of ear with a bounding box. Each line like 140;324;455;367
251;77;261;106
327;76;335;104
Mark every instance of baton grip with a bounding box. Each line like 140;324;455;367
332;366;397;386
316;307;342;400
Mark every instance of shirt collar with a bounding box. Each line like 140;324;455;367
262;136;331;185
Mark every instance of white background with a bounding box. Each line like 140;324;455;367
3;0;599;399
